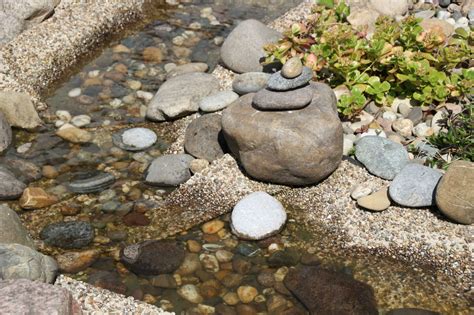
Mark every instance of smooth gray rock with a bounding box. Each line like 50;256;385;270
281;57;303;79
0;167;26;200
1;0;60;24
232;72;270;95
0;205;35;249
252;85;313;110
67;172;115;194
146;72;219;121
267;66;313;91
166;62;208;79
0;279;81;315
145;154;194;186
355;136;409;180
112;127;157;151
0;12;24;45
221;19;281;73
222;82;342;186
0;92;42;129
40;221;95;249
389;164;443;207
184;114;227;162
0;243;57;283
199;91;239;112
0;112;12;153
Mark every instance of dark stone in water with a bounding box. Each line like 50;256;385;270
0;157;42;183
40;221;95;249
235;243;260;257
122;212;151;226
266;67;312;91
0;167;26;200
386;309;440;315
120;240;185;275
284;265;378;315
267;248;301;267
67;172;115;194
87;270;127;295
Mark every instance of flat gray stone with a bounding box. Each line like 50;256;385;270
112;127;157;151
221;19;281;73
199;91;239;112
232;72;270;95
145;154;195;186
0;112;12;153
267;66;313;91
146;72;219;121
389;164;442;207
0;243;57;283
0;167;26;200
0;205;35;249
252;85;313;110
355;136;409;180
166;62;209;79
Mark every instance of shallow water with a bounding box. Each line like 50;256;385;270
3;0;472;314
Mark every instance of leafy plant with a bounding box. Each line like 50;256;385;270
264;0;474;119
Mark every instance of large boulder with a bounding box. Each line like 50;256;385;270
222;82;342;186
0;243;57;283
146;73;219;121
0;279;82;315
1;0;61;25
220;19;281;73
0;91;42;129
284;265;378;315
0;205;35;249
435;161;474;224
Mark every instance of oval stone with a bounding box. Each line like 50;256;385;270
267;66;313;91
252;85;313;111
232;72;270;95
281;57;303;79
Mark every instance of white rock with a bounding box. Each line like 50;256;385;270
343;137;354;156
177;284;203;304
231;192;287;240
445;18;456;25
16;142;31;154
351;183;376;200
382;111;397;122
71;115;91;127
413;123;434;137
432;110;447;134
68;88;81;98
122;128;157;150
359;129;387;138
136;90;154;102
55;110;71;123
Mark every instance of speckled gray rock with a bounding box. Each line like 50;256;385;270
199;91;239;112
0;279;81;315
221;19;281;73
0;167;26;200
389;164;442;207
355;136;409;180
232;72;270;95
0;112;12;153
40;221;95;249
267;66;312;91
146;72;220;121
252;85;313;110
0;12;24;45
1;0;61;24
184;114;227;162
0;205;35;249
436;161;474;224
0;92;42;129
0;243;57;283
67;172;116;194
222;82;342;186
145;154;194;186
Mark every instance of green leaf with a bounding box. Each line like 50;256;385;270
368;76;381;86
317;0;335;8
380;81;391;92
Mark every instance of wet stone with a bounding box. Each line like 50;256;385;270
266;67;312;91
1;158;42;184
151;274;177;289
0;112;12;153
19;187;58;210
267;248;301;267
40;221;95;249
56;249;100;273
0;168;26;200
87;270;126;295
67;172;116;194
252;85;313;111
232;72;270;95
112;127;157;151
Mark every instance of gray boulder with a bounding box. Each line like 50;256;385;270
355;136;409;180
146;72;219;121
221;19;281;73
0;167;26;200
0;205;35;249
389;164;443;207
0;12;24;45
0;243;57;283
222;82;342;186
0;279;82;315
145;154;195;186
1;0;61;25
184;114;227;162
0;112;12;153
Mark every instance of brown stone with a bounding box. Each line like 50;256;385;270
56;123;92;143
42;165;59;179
143;47;163;63
56;249;100;273
122;212;150;226
19;187;58;209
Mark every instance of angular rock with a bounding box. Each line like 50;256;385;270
184;114;227;162
0;91;42;129
281;57;303;79
0;243;57;283
357;187;391;211
0;167;26;200
121;240;185;275
0;112;12;153
355;136;409;180
146;72;219;121
222;82;342;186
112;127;157;151
435;161;474;224
231;192;287;240
67;172;116;194
166;62;209;79
284;265;378;315
252;85;313;111
389;164;442;207
56;249;100;273
19;187;58;209
0;279;81;315
199;90;239;112
232;72;270;95
267;67;313;91
0;205;35;249
40;221;95;249
221;19;281;73
145;154;194;186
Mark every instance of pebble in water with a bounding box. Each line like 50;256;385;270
113;128;157;151
67;172;116;194
40;221;95;249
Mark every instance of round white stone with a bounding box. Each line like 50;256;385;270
121;128;157;150
71;115;91;127
68;88;81;98
231;191;287;240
